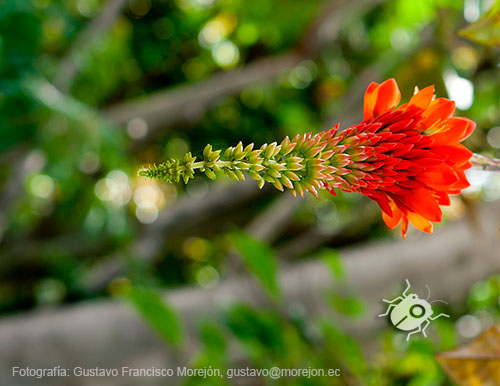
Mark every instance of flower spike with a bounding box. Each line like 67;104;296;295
139;79;478;238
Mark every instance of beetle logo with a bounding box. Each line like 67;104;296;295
379;279;450;341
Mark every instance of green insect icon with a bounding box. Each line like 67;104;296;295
379;279;450;341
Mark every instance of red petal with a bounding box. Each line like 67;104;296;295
364;79;401;121
416;158;444;167
394;160;418;170
386;119;414;133
363;82;379;121
461;161;472;169
433;191;451;206
431;117;476;145
416;164;459;191
382;207;402;229
400;188;442;222
450;169;470;190
461;119;476;141
372;193;393;216
390;143;414;157
431;144;473;165
421;98;456;130
405;149;431;158
407;212;433;233
408;85;434;110
397;179;424;189
401;217;408;238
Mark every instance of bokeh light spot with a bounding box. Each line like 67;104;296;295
464;0;480;22
35;278;66;305
127;118;148;139
456;314;482;338
390;28;411;52
212;41;239;68
183;237;212;261
78;152;100;174
452;46;478;73
129;0;151;17
166;137;189;158
444;70;474;110
486;126;500;149
135;204;159;224
237;23;258;46
196;266;219;289
29;174;55;199
199;20;226;48
94;170;131;207
77;0;100;17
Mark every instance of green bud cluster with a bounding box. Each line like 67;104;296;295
138;129;354;197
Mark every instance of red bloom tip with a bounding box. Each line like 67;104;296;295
363;79;401;121
334;79;476;237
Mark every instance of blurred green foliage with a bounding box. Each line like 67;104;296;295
126;286;184;346
460;0;500;46
230;231;280;298
139;233;500;385
0;0;499;384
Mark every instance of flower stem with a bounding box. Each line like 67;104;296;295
470;153;500;172
138;130;351;197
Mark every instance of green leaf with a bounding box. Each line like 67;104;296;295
459;1;500;46
320;249;345;280
226;304;286;357
126;286;183;346
199;322;227;355
230;231;280;298
329;293;364;317
320;321;367;376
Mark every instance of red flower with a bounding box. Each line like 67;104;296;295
328;78;476;237
139;78;477;238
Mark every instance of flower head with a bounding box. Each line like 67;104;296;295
139;78;476;238
333;78;475;237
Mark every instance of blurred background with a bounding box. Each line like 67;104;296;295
0;0;500;385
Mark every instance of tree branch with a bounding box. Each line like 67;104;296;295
0;148;45;217
276;199;380;260
471;153;500;172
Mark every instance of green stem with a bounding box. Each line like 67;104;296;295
138;134;335;197
191;160;235;169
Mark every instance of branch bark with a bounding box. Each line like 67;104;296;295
471;153;500;172
0;201;498;386
276;199;380;260
0;149;45;217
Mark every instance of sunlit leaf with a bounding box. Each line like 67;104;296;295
230;231;280;298
329;293;364;317
321;249;345;280
459;2;500;46
126;286;183;346
436;325;500;385
199;322;227;355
